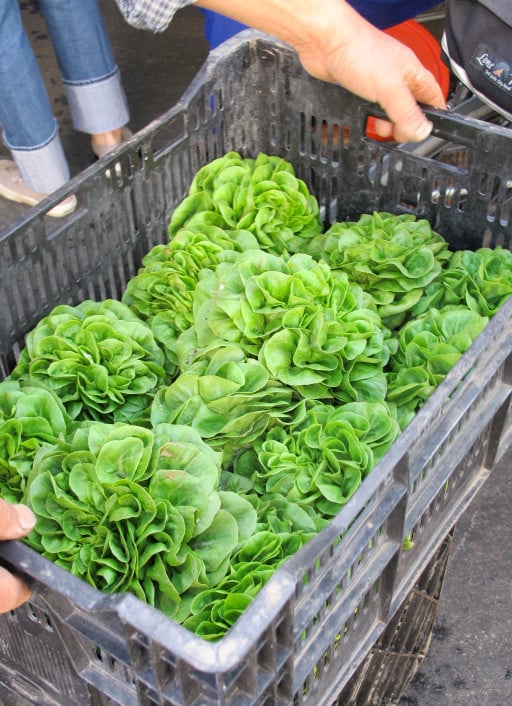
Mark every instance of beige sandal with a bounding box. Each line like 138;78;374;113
0;160;77;218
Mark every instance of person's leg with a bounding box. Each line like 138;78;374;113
0;0;69;193
38;0;129;151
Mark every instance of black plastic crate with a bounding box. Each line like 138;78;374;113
0;32;511;706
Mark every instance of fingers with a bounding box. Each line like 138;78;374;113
378;94;434;144
0;566;32;614
0;500;36;540
0;501;35;612
407;63;447;112
371;118;394;139
377;63;445;143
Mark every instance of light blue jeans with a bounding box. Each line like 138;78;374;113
0;0;129;193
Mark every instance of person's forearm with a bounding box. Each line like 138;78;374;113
196;0;333;46
196;0;356;73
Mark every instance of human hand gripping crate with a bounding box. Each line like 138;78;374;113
0;33;511;706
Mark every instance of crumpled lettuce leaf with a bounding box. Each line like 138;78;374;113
150;344;300;465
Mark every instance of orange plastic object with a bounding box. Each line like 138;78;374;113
366;19;450;141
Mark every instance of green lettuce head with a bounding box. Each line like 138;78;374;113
387;305;489;427
11;299;166;424
122;226;259;373
236;400;400;518
187;249;391;402
305;212;451;329
413;246;512;318
23;421;256;621
0;379;72;503
168;152;322;256
182;530;298;641
150;344;299;464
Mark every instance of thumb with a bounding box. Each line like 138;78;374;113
0;566;32;613
0;500;36;540
379;91;434;143
377;62;444;143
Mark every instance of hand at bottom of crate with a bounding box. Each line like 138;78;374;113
0;499;36;612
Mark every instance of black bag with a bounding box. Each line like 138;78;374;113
442;0;512;119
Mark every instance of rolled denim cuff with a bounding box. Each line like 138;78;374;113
10;132;70;193
64;69;130;134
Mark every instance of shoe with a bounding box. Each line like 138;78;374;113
91;126;133;159
91;127;133;179
0;160;77;218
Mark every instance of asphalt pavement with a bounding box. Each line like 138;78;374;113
397;446;512;706
0;3;510;705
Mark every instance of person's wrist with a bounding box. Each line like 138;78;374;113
285;0;371;83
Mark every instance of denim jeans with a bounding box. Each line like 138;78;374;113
0;0;129;192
